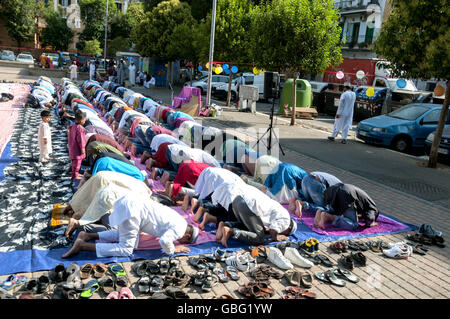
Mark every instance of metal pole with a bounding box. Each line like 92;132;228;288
104;0;109;66
206;0;217;107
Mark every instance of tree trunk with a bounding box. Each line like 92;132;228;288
226;67;233;107
428;81;450;168
290;73;297;126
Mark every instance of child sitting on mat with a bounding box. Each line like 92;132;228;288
68;111;87;180
38;110;53;163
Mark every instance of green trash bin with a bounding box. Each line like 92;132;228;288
279;79;313;115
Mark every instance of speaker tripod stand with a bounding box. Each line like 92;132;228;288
255;93;285;156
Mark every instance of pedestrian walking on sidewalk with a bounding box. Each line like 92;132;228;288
328;84;356;144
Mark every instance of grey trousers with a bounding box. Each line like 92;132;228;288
81;214;112;233
229;195;266;245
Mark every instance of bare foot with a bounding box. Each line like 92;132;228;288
65;218;80;238
190;198;199;215
313;210;322;228
295;200;303;218
193;206;204;223
62;238;84;258
146;159;154;172
165;182;173;198
160;171;170;186
199;212;217;230
221;226;233;248
140;151;151;164
150;167;158;180
182;195;190;211
216;222;224;241
288;197;296;213
319;212;334;230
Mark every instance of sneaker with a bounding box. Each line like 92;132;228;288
386;241;407;249
225;252;256;272
419;224;442;238
267;247;293;270
284;247;314;268
382;244;412;259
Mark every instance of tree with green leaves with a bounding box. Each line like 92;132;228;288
374;0;449;168
41;11;74;51
249;0;343;125
195;0;254;105
78;0;118;45
0;0;37;47
84;39;102;56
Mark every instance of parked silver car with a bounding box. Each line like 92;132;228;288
0;50;16;61
185;74;231;95
16;53;34;65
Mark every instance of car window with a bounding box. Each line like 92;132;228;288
387;104;429;121
422;109;441;124
374;79;387;87
244;76;254;84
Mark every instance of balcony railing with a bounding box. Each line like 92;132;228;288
342;32;379;49
335;0;369;11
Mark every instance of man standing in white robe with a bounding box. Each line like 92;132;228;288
89;60;96;81
62;193;199;258
129;61;136;87
328;85;356;144
69;61;78;81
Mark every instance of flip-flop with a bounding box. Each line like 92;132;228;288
367;240;381;253
119;287;135;299
316;254;334;267
355;241;369;251
286;286;316;299
93;263;108;279
408;244;427;255
80;263;94;279
345;240;360;251
212;267;229;283
314;272;330;284
225;266;240;281
324;270;346;287
80;280;100;299
109;264;127;278
406;233;432;245
334;268;359;283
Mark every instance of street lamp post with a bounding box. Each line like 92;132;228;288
206;0;217;107
104;0;109;65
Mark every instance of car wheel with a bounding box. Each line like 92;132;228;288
392;136;411;152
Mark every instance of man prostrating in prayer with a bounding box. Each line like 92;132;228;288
62;193;199;258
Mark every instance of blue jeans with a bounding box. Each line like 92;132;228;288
332;208;359;231
300;175;327;212
145;128;157;149
130;138;152;155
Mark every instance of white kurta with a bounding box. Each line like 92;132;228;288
331;90;356;140
96;193;188;257
150;134;185;153
240;190;291;234
69;64;78;80
129;64;136;86
168;144;220;168
211;182;255;211
89;63;96;80
38;122;52;160
194;167;245;200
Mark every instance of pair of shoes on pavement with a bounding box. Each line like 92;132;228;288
382;242;413;259
328;136;347;144
268;247;314;270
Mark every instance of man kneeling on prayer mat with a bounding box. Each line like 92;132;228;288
62;193;199;258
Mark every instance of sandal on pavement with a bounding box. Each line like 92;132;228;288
333;268;359;284
116;276;129;288
345;240;360;251
80;280;100;299
213;267;229;283
164;286;190;299
109;264;127;278
93;263;108;279
132;260;149;277
300;271;313;288
284;270;302;286
101;278;116;294
194;270;207;286
201;273;218;293
249;267;270;281
324;270;346;287
158;259;170;275
316;254;334;267
149;275;164;293
1;274;27;290
286;286;316;299
225;266;240;281
147;261;160;274
80;263;94;280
